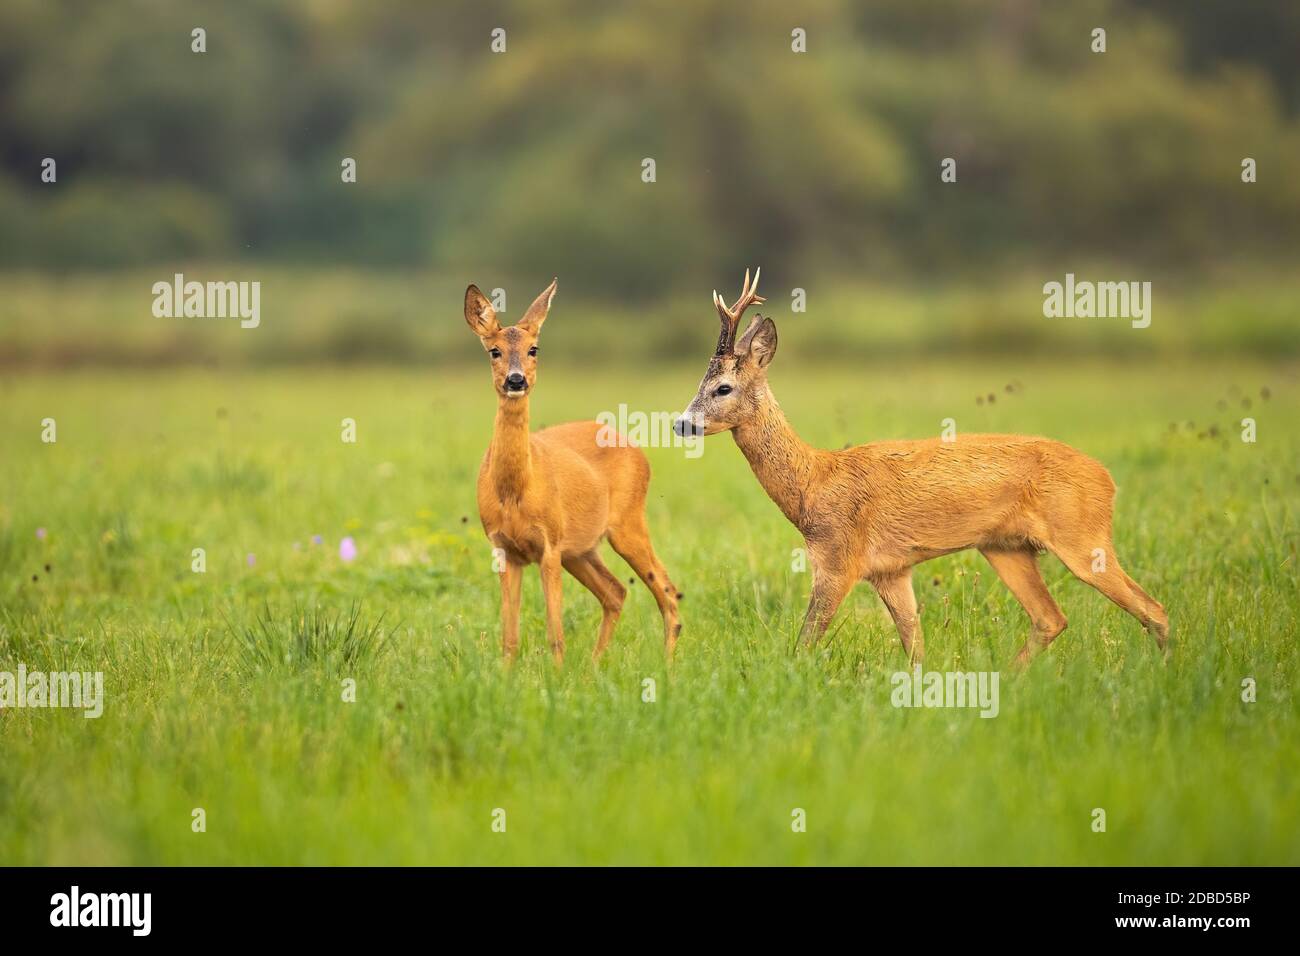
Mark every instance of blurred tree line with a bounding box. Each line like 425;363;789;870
1;0;1297;295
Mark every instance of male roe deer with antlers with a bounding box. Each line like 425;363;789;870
673;269;1168;666
466;280;682;663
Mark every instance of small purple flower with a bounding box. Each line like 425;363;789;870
339;537;357;562
312;534;323;546
35;527;47;540
246;553;256;567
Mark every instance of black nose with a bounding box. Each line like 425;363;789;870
673;416;699;438
506;373;526;390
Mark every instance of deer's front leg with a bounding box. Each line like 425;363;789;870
539;548;565;664
872;570;923;665
499;559;523;662
800;555;856;645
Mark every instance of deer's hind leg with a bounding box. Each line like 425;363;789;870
1048;534;1169;651
980;547;1068;668
563;550;627;660
1118;571;1169;645
607;512;682;658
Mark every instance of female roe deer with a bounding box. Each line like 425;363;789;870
465;280;682;663
673;269;1168;666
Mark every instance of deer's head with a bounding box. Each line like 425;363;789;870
464;279;557;399
674;268;778;438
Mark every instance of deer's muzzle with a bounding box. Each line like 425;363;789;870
673;415;704;439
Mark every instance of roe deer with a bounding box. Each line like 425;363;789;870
673;269;1168;666
465;280;682;663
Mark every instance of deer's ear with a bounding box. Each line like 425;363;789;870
464;285;500;337
737;315;778;367
518;278;557;333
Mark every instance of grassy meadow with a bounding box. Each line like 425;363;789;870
3;0;1298;870
1;351;1297;865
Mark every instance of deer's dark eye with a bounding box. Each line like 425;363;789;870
489;348;502;359
715;384;733;396
528;346;538;357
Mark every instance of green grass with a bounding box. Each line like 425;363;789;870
0;358;1297;864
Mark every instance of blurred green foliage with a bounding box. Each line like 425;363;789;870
2;0;1298;292
3;265;1298;368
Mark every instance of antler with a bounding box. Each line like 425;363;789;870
713;267;765;355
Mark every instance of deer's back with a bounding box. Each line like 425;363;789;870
819;433;1116;562
532;420;651;494
478;420;651;561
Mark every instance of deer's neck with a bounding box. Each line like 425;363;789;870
489;396;533;500
731;388;823;531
